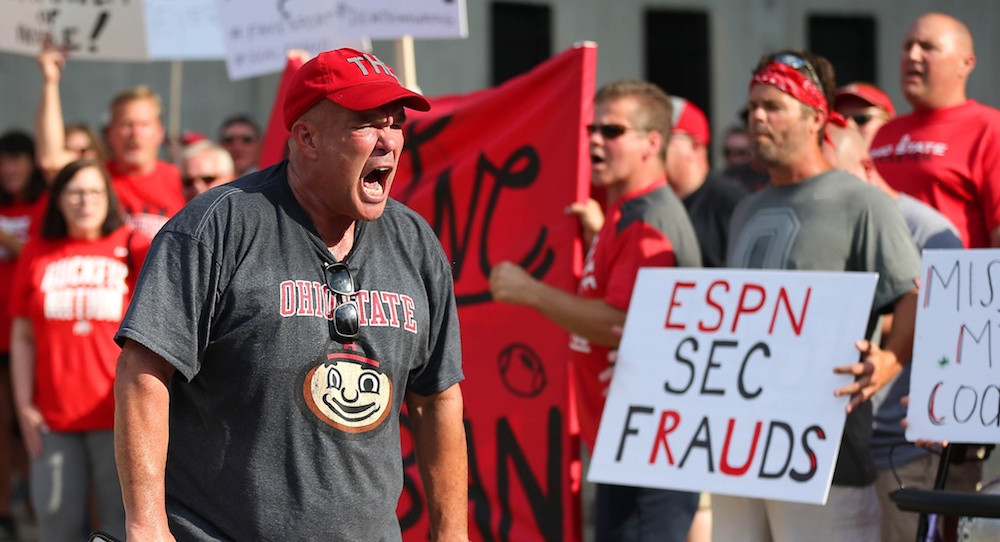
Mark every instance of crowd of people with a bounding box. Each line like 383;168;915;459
0;8;997;542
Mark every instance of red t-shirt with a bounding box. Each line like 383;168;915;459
570;179;678;451
9;227;150;431
106;160;185;238
871;100;1000;248
0;196;47;353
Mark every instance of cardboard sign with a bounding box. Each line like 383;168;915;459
0;0;149;60
217;0;366;80
335;0;468;39
907;249;1000;444
588;268;878;505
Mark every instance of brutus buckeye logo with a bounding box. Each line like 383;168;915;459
304;350;392;433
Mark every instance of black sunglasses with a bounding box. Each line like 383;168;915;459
586;123;638;140
849;113;878;127
181;175;219;187
773;53;821;88
324;262;360;341
222;134;256;144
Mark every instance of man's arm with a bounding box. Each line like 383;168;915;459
833;288;918;413
406;384;468;541
35;40;76;179
114;340;177;542
489;261;626;347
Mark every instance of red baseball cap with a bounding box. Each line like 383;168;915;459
670;96;710;146
834;83;895;118
283;48;431;130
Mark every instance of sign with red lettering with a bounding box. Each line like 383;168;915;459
588;268;877;505
907;249;1000;444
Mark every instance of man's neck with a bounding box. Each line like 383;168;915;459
670;165;709;199
114;158;158;177
910;92;967;113
767;148;832;186
607;173;662;205
286;162;356;259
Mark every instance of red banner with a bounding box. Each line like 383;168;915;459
392;45;597;541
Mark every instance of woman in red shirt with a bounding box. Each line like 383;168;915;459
0;130;48;539
10;159;148;542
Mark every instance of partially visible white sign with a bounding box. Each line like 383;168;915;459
0;0;149;61
217;0;367;80
588;268;878;505
144;0;225;60
907;249;1000;445
335;0;468;39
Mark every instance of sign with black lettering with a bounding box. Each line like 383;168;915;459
588;268;877;505
335;0;468;39
907;249;1000;444
0;0;148;60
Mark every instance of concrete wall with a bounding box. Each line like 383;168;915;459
0;0;996;163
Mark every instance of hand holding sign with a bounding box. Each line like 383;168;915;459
589;268;878;505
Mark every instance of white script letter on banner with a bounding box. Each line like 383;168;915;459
907;249;1000;445
588;268;877;505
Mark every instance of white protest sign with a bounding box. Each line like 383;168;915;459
907;249;1000;444
588;268;878;505
217;0;367;81
144;0;225;60
335;0;468;39
0;0;148;60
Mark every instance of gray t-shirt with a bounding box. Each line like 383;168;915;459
870;193;963;470
727;169;920;486
116;163;464;541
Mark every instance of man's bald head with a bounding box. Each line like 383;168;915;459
900;12;976;111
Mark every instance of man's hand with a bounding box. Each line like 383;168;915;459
38;35;67;85
488;261;539;307
566;198;604;248
833;339;903;413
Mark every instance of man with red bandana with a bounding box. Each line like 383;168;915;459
871;12;1000;249
490;80;701;542
719;50;920;542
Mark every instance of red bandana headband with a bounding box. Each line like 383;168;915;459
750;61;848;129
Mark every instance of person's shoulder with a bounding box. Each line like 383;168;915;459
704;171;750;199
154;160;181;178
379;198;436;235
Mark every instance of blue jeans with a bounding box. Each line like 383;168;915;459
594;483;699;542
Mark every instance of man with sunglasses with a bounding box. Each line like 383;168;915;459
833;82;895;148
218;115;262;177
872;12;1000;249
491;80;701;542
113;48;466;541
179;141;236;202
718;50;921;542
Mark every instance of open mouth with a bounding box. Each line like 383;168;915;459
590;154;606;165
362;166;391;197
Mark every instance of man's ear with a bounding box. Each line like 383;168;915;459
289;120;319;160
959;52;976;78
645;130;664;160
